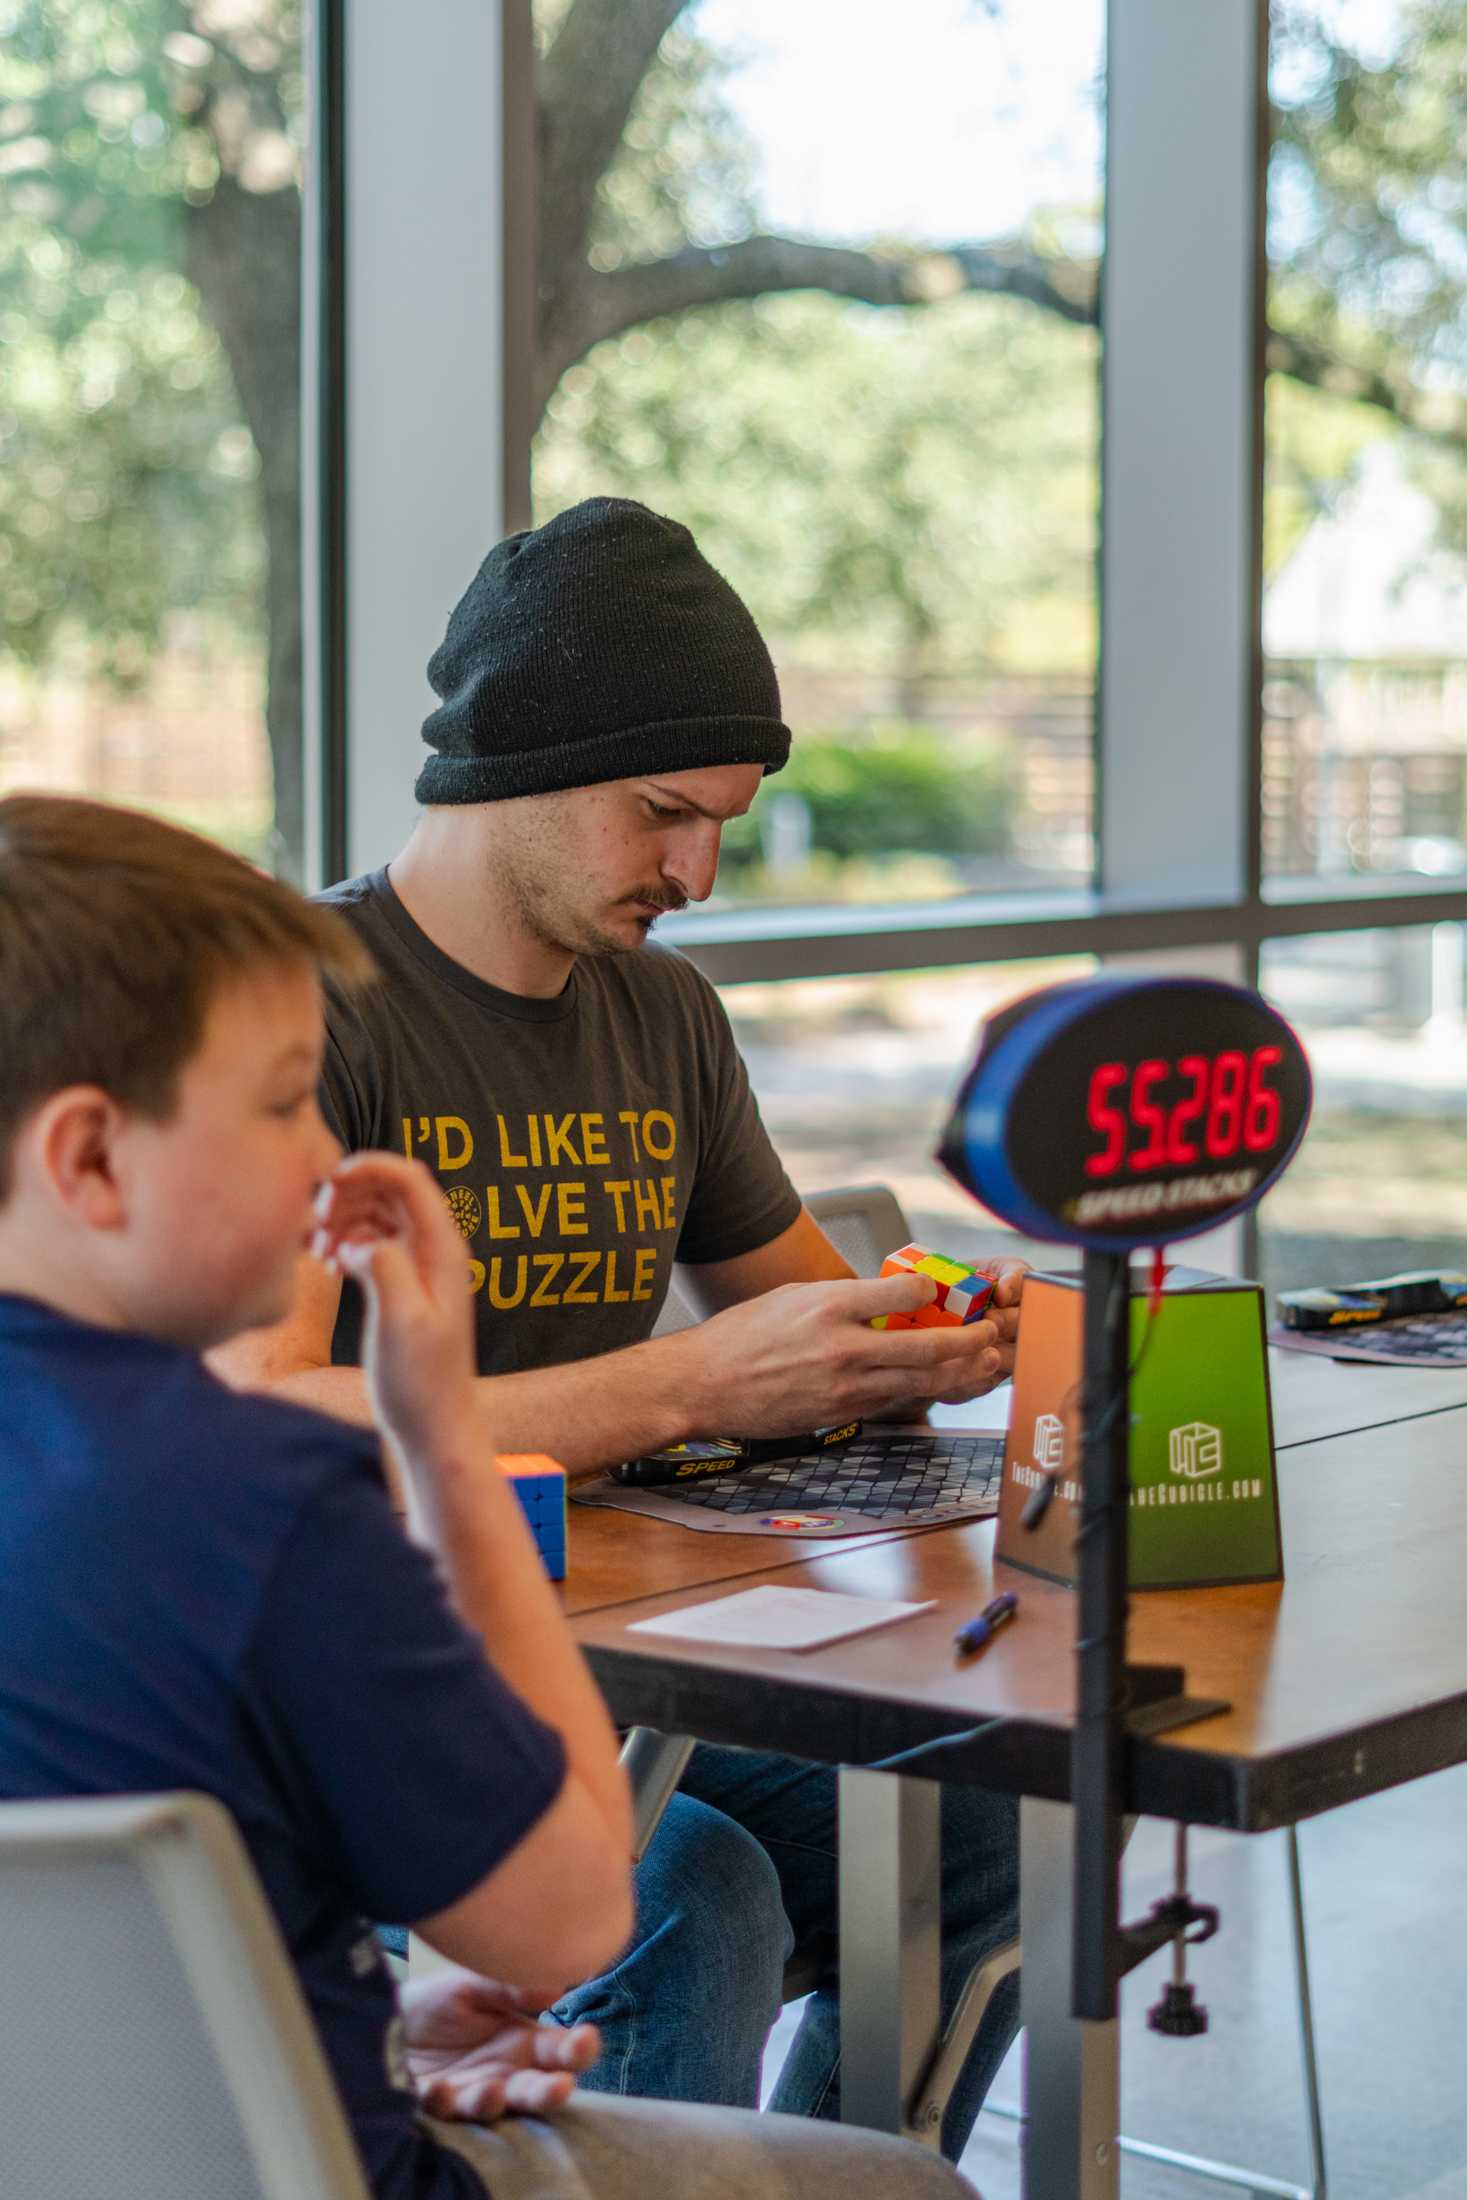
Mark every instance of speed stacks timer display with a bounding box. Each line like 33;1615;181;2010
939;976;1312;1251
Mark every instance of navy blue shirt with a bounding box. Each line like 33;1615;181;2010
0;1295;567;2199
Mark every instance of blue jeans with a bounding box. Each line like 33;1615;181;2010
547;1745;1019;2162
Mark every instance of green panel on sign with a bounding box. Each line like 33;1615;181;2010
996;1270;1284;1590
1127;1289;1281;1587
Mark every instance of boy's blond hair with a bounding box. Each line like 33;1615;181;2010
0;794;374;1197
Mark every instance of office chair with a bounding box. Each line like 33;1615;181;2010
0;1791;371;2200
631;1185;1327;2194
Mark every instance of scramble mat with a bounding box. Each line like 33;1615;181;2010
1269;1311;1467;1367
571;1427;1007;1537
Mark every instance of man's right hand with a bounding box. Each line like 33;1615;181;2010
683;1270;1007;1437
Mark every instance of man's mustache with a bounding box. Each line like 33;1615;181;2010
624;890;689;915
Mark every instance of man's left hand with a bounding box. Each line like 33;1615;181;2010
402;1968;600;2122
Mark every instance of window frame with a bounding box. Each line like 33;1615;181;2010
309;0;1467;1243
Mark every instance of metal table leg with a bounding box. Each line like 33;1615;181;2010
837;1766;943;2143
990;1821;1326;2200
1021;1795;1120;2200
618;1729;696;1862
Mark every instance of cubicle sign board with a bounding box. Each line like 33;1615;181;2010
996;1271;1283;1589
938;976;1312;1252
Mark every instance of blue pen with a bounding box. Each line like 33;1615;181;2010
954;1591;1019;1657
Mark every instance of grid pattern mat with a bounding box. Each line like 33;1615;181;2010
1269;1311;1467;1366
572;1430;1008;1538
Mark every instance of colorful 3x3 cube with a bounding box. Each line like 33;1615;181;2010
871;1243;995;1332
497;1453;568;1581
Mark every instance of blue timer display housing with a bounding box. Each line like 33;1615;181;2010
938;974;1312;1252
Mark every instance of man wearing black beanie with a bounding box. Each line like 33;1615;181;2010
221;497;1023;2160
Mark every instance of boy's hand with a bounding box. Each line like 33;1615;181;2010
311;1153;478;1464
402;1969;599;2122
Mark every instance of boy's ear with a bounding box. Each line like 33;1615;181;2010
27;1087;131;1232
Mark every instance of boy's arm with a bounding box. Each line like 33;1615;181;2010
307;1155;633;1988
213;1211;1015;1477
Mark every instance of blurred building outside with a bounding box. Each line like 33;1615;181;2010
0;626;270;859
1265;440;1467;888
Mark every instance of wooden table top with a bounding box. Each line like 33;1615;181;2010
1268;1344;1467;1449
562;1349;1467;1625
564;1490;935;1618
567;1403;1467;1833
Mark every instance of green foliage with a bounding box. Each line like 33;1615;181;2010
0;0;296;679
535;3;1099;682
5;0;1466;792
1272;0;1467;388
717;724;1017;875
1263;374;1392;576
536;290;1099;677
582;17;759;267
1269;0;1467;553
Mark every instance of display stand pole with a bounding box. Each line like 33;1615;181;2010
1072;1247;1133;2020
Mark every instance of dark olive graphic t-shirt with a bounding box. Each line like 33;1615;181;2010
317;870;801;1374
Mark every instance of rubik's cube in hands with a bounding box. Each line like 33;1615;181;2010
871;1244;996;1332
497;1453;568;1581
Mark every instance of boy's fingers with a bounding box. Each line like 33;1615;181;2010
335;1235;419;1307
424;2067;578;2122
539;2023;599;2071
425;2073;507;2122
317;1158;469;1296
502;2068;578;2116
320;1155;451;1242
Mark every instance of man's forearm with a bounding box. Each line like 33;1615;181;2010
468;1334;703;1477
247;1338;705;1478
250;1362;378;1427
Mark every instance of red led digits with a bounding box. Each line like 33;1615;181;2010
1243;1045;1282;1151
1128;1058;1169;1170
1203;1049;1247;1158
1083;1046;1289;1178
1084;1061;1128;1177
1164;1055;1209;1165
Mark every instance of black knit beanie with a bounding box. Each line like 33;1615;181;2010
416;497;790;804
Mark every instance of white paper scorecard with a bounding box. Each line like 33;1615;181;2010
627;1585;937;1653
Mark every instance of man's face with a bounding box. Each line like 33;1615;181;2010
497;763;764;957
114;963;341;1351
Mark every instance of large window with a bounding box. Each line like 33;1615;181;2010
1252;0;1467;1300
1259;924;1467;1296
530;0;1103;909
1264;0;1467;892
724;957;1090;1266
0;0;306;878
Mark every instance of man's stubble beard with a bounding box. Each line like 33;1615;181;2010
503;853;676;961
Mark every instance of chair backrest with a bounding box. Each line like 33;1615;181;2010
803;1184;912;1278
0;1791;371;2200
652;1183;912;1341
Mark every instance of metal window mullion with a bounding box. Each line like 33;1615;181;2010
302;0;348;893
333;0;524;881
676;883;1467;990
1098;0;1262;912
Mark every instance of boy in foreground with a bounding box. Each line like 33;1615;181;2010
0;795;969;2200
